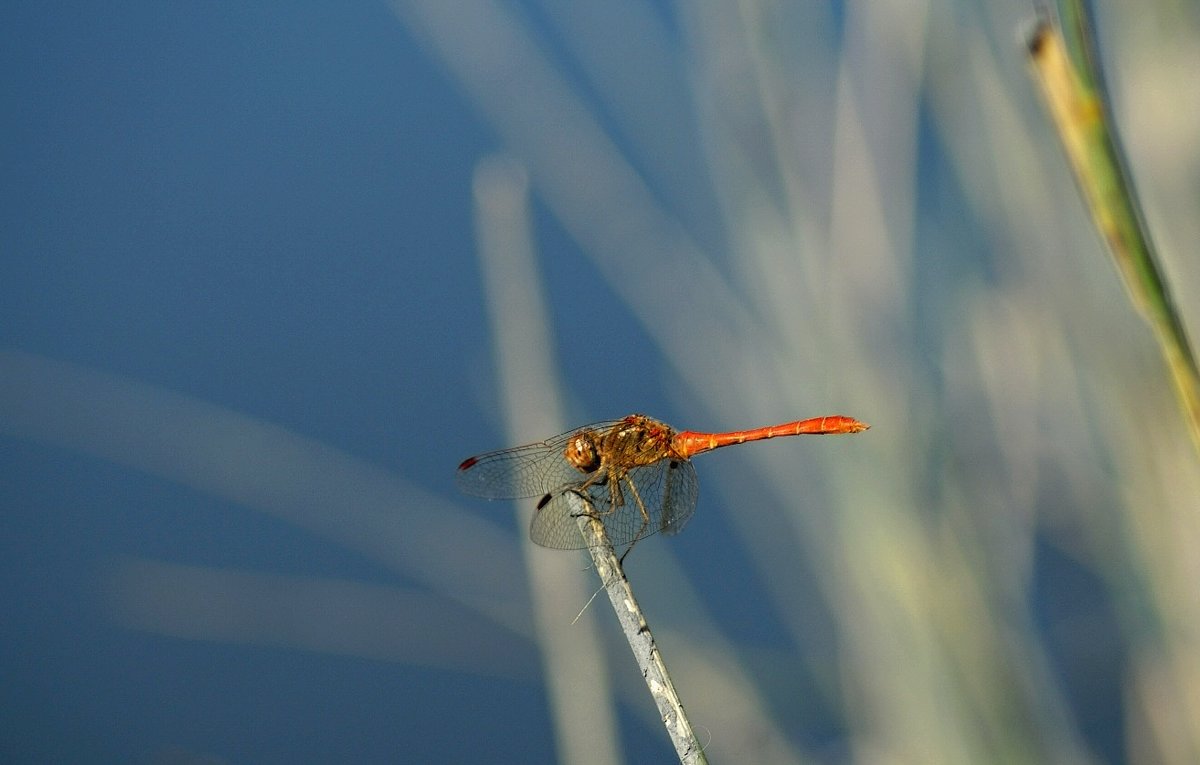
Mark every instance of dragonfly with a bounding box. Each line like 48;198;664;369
456;414;868;550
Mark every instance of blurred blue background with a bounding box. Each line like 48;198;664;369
4;1;1200;763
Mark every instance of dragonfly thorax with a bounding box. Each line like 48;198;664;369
605;415;678;467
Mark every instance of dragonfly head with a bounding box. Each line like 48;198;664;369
564;429;602;474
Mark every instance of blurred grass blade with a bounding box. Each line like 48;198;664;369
472;156;623;765
1026;6;1200;452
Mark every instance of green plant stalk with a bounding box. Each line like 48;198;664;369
1026;6;1200;453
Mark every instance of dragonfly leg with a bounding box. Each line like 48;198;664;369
564;469;606;520
564;487;602;522
606;470;625;512
614;473;655;564
571;468;624;520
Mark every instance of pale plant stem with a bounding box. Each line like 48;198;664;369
568;493;710;765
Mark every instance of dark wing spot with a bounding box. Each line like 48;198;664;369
458;456;479;471
536;494;553;510
668;460;679;469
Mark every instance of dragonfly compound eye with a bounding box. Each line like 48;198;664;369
564;431;602;474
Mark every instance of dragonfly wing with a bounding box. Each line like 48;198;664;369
456;421;622;499
455;443;575;499
526;458;697;549
594;459;698;546
527;482;612;550
656;459;698;536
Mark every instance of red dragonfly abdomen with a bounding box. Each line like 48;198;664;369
672;415;868;459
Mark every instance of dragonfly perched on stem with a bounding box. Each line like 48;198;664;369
457;414;868;550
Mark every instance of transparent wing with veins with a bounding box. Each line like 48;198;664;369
455;421;624;499
528;456;699;550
